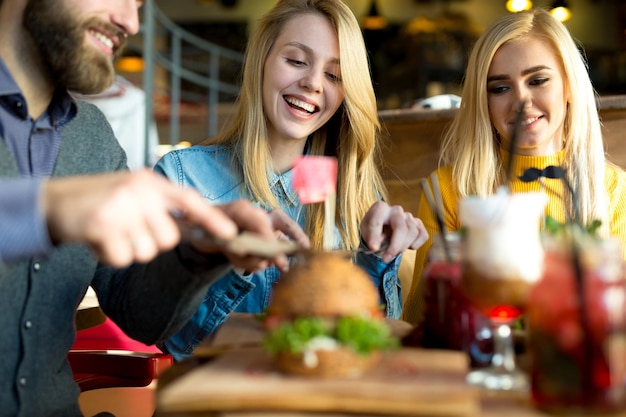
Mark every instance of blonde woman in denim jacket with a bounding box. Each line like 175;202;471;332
155;0;428;361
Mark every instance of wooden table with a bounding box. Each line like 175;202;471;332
154;314;626;417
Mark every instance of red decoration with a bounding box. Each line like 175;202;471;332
292;156;338;204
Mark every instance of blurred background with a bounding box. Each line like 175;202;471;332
106;0;626;164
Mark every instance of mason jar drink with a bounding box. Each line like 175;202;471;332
458;190;547;391
418;232;493;367
528;234;626;413
459;191;547;317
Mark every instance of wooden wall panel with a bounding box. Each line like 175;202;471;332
379;96;626;216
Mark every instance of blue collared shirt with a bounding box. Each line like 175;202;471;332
154;144;403;360
0;57;77;263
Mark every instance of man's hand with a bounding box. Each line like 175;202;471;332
43;169;238;267
189;204;310;273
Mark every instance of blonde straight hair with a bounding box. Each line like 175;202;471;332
204;0;386;250
440;8;608;231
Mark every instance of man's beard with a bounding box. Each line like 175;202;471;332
23;0;127;94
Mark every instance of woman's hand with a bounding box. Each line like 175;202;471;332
360;201;429;263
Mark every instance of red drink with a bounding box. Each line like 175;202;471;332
421;257;463;349
489;305;523;323
528;236;626;413
417;234;494;367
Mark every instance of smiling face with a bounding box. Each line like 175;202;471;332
23;0;141;94
262;12;344;146
487;36;570;156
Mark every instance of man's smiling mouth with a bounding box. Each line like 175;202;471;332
89;29;114;50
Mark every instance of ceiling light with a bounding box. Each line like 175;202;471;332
506;0;533;13
361;0;387;30
550;0;571;22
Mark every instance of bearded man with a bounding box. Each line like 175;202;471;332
0;1;307;415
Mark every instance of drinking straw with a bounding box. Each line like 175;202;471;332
558;175;591;393
571;238;592;393
420;176;452;263
505;102;527;187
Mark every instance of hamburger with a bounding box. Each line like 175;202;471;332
262;251;398;378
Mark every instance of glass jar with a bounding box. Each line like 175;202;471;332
528;235;626;413
420;232;462;348
460;192;546;315
419;232;493;367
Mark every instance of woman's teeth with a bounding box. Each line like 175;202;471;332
522;116;540;126
285;97;315;114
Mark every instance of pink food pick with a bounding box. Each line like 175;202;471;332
292;156;338;204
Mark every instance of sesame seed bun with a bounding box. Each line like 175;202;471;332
264;251;392;378
267;251;381;318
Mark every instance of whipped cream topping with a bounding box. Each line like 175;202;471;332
460;189;547;282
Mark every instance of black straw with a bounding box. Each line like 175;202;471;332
506;102;527;187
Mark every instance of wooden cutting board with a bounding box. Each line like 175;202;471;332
157;346;478;416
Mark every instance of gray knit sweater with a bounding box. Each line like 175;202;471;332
0;102;229;416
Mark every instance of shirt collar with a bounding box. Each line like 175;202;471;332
49;87;77;127
269;168;299;206
0;56;77;126
267;139;312;206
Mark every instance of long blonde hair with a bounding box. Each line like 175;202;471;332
441;8;607;230
204;0;385;250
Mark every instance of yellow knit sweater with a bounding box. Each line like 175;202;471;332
402;150;626;325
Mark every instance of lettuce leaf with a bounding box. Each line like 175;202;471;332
263;315;398;356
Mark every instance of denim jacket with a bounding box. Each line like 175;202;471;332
154;144;402;360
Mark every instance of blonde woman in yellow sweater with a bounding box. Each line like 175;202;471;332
402;8;626;325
